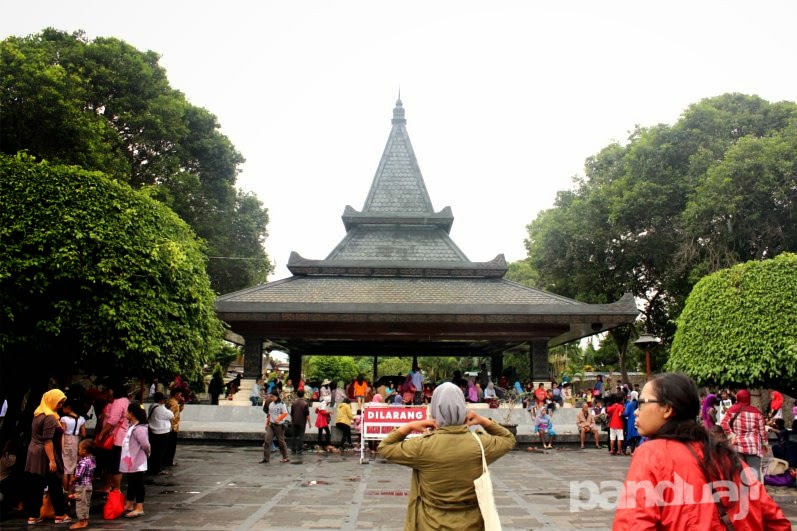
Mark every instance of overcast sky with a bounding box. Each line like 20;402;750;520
4;1;796;281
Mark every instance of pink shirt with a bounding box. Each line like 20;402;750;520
106;398;130;447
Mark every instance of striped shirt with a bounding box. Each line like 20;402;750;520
721;407;767;456
74;455;96;487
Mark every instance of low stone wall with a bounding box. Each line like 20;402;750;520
178;402;584;444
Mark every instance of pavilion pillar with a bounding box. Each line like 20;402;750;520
490;355;503;384
372;356;379;385
531;340;550;381
288;352;302;388
243;336;263;379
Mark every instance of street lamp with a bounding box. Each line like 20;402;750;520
634;333;661;381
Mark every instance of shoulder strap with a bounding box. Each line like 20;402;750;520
681;442;736;531
470;430;488;474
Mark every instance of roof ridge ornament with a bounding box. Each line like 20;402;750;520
392;96;406;125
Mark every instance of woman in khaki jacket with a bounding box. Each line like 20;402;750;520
378;382;515;530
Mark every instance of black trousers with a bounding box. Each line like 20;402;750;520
336;423;352;446
24;471;66;519
148;431;169;473
317;426;331;445
125;471;145;503
291;424;307;454
163;430;178;466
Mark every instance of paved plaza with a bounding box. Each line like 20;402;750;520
2;441;795;530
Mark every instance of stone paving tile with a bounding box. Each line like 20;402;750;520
1;443;795;530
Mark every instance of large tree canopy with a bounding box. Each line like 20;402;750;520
521;94;797;374
0;28;273;293
0;154;224;434
668;253;797;395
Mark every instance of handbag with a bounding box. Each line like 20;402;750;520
470;431;502;531
40;492;56;519
103;489;125;520
95;431;114;450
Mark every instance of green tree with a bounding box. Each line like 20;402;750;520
0;154;223;443
376;357;412;380
305;356;360;386
524;94;797;374
504;259;540;288
668;253;797;395
0;29;273;293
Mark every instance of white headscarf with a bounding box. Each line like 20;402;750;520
430;382;466;427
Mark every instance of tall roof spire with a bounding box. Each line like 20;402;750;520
285;97;508;278
392;96;406;125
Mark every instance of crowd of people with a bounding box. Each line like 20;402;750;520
4;368;792;530
0;376;190;527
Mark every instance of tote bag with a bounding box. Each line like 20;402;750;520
470;431;502;531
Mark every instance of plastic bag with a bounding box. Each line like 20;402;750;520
40;492;56;519
95;431;114;450
103;489;125;520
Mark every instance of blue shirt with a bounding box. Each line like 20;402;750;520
411;371;423;390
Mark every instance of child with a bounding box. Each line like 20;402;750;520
68;440;96;529
120;402;150;518
353;409;363;450
315;400;331;450
60;401;87;492
532;408;555;449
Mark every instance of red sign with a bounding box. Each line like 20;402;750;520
362;405;427;440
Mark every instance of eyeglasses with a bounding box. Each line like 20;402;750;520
638;398;664;406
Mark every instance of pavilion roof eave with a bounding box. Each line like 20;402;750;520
341;205;454;232
286;251;508;277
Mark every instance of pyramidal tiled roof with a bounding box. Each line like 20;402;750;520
360;98;434;215
287;99;506;278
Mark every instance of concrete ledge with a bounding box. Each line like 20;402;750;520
178;403;587;445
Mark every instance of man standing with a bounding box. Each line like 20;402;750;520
411;366;424;405
290;390;311;457
147;392;174;475
606;397;625;455
261;391;290;463
163;388;183;467
477;363;490;390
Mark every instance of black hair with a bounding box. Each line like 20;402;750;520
111;382;129;400
127;401;147;424
648;373;741;486
153;391;165;402
79;439;95;454
296;390;305;398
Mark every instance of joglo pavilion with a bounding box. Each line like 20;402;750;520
214;98;638;385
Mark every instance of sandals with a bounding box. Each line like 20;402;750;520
27;518;42;525
280;457;290;463
125;510;145;518
55;516;73;524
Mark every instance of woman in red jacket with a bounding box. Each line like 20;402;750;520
613;373;790;530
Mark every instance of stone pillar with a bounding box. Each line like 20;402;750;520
288;352;302;387
243;336;263;379
531;340;550;381
490;354;503;384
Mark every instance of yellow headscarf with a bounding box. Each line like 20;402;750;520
33;389;67;420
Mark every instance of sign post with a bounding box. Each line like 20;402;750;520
360;404;428;463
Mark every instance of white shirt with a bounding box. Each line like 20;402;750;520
148;403;175;435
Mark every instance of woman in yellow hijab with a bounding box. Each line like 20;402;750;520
23;388;72;525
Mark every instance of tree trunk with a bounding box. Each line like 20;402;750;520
610;326;632;384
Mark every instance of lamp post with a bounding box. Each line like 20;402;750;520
634;333;661;381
